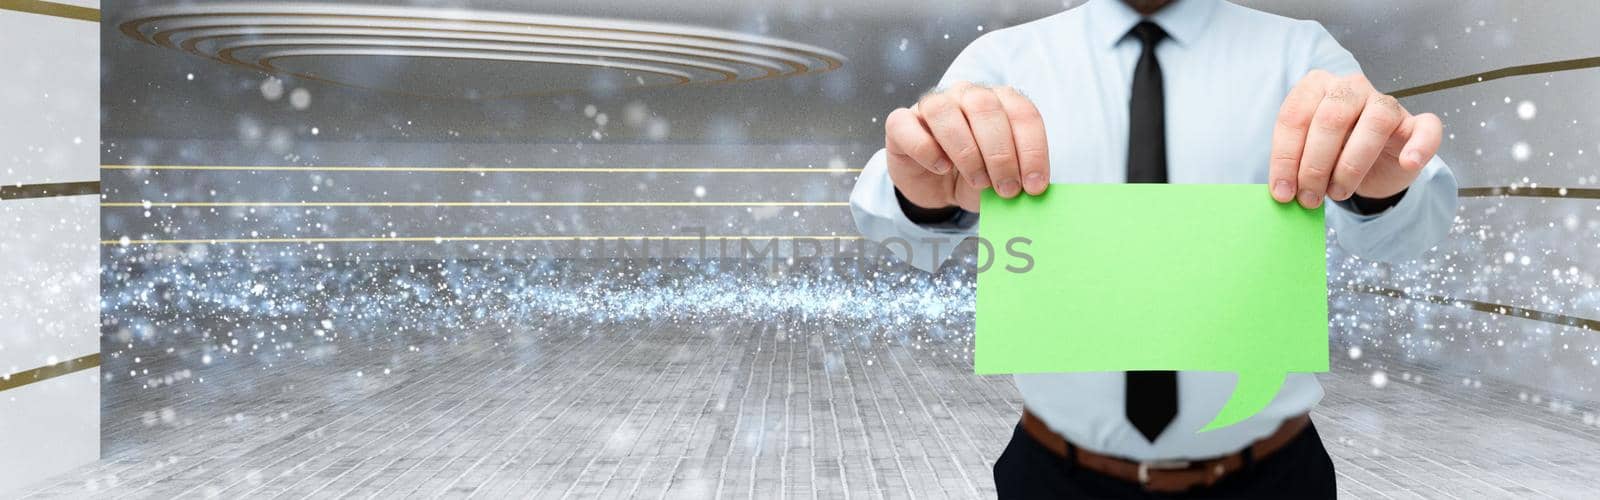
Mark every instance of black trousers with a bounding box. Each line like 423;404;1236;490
993;420;1336;499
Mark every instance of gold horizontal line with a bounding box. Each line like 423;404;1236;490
1349;284;1598;332
103;201;849;208
0;353;100;394
1390;56;1600;98
98;187;1595;208
105;235;862;246
1;180;100;200
0;0;98;22
102;165;861;174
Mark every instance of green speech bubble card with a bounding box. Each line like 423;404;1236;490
975;184;1328;432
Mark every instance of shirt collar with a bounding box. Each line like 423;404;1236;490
1086;0;1218;48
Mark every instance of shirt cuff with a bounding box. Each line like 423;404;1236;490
894;187;977;229
1326;157;1458;263
1334;188;1407;216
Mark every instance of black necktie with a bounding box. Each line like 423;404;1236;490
1124;20;1178;444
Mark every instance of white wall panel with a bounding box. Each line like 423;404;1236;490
0;8;99;186
0;369;101;495
0;2;102;496
0;195;99;374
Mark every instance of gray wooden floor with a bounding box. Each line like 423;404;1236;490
13;317;1598;498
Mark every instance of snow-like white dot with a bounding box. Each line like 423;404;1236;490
1516;100;1536;120
1369;370;1388;388
259;77;284;101
289;88;311;110
1511;142;1531;162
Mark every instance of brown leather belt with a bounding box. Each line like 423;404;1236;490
1020;410;1310;493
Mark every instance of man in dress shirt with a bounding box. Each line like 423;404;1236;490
849;0;1458;497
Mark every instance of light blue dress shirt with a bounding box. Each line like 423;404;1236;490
849;0;1458;461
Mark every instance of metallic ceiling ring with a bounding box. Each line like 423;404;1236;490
118;3;845;98
233;40;747;82
121;3;837;51
258;48;701;82
157;20;825;73
141;18;834;87
196;30;793;77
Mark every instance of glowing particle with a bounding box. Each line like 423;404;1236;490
289;88;312;110
1511;142;1531;162
1516;100;1536;120
259;77;284;101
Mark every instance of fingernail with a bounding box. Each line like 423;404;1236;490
1328;186;1349;200
1298;189;1320;208
1024;173;1045;193
998;179;1021;197
931;159;950;174
969;171;991;188
1403;150;1423;167
1272;180;1293;201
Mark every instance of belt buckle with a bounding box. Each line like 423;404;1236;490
1136;460;1191;485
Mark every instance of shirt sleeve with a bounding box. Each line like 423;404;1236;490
848;34;1005;273
1300;22;1460;263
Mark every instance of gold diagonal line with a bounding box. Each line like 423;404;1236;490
1348;284;1599;332
1389;56;1600;98
102;201;850;208
105;235;863;246
101;165;861;174
0;353;101;394
1457;187;1600;200
0;0;98;22
1;181;100;200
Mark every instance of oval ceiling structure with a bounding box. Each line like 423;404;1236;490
118;2;847;99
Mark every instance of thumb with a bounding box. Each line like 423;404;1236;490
1393;112;1442;171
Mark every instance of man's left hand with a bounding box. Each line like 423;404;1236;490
1269;70;1442;209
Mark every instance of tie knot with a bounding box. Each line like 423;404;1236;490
1129;21;1167;47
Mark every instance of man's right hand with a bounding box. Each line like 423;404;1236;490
885;81;1050;213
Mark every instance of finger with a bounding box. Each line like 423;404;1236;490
1269;70;1332;203
918;88;988;189
953;178;983;213
1396;112;1442;171
884;107;949;174
961;87;1023;198
1327;93;1404;201
1297;74;1371;209
995;86;1050;195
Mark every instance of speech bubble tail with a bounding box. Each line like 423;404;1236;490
1199;371;1288;433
